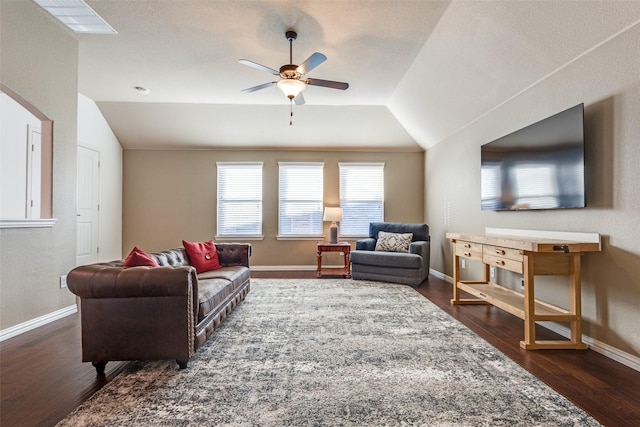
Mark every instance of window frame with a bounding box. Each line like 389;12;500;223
338;162;385;238
216;162;264;240
277;162;325;240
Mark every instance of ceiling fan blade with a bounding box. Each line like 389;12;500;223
238;59;279;75
305;78;349;90
294;92;305;106
296;52;327;75
241;82;276;93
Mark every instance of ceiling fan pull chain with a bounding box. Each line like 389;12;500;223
290;101;293;126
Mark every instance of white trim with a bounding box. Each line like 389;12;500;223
215;235;264;241
429;268;451;282
433;269;640;373
0;218;57;229
540;322;640;372
276;235;324;241
485;227;601;246
251;265;318;271
0;304;77;342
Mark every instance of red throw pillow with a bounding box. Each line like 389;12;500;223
123;246;159;267
182;240;221;273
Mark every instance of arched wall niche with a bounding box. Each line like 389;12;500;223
0;82;55;228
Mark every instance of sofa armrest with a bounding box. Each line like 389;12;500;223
215;243;251;268
68;264;199;364
67;264;197;299
409;240;431;273
356;238;376;251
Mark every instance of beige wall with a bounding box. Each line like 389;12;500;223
123;150;424;267
425;24;640;357
0;2;78;328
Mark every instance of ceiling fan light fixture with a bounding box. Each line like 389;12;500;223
277;79;306;99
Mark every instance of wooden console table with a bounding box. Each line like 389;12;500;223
316;242;351;278
447;232;600;350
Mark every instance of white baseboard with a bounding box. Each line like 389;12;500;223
251;265;319;271
540;322;640;372
0;304;77;342
432;269;640;373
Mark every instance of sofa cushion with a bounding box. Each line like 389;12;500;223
123;247;159;267
183;240;221;273
350;250;423;269
375;231;413;253
198;266;250;290
197;278;234;321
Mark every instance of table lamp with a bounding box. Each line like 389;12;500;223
323;207;343;244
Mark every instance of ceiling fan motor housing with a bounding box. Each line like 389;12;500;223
279;64;302;80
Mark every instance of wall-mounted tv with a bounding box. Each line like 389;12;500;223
481;103;585;211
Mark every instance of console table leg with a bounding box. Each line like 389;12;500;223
451;254;461;303
569;254;584;346
523;255;536;347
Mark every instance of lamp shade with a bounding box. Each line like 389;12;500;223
323;207;343;222
277;78;306;99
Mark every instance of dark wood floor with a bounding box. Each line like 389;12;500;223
2;272;639;426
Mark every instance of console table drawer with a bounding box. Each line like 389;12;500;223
483;253;523;274
455;241;482;261
483;245;522;261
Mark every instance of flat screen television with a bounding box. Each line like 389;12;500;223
480;103;585;211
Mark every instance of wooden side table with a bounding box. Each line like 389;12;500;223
316;242;351;278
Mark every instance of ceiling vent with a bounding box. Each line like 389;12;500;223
33;0;117;34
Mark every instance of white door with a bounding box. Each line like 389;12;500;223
76;146;100;266
26;125;42;219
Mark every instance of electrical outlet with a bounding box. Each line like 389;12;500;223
461;259;466;269
490;266;496;280
60;275;67;288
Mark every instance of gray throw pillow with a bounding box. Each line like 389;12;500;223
375;231;413;253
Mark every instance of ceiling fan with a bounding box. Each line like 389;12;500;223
239;30;349;109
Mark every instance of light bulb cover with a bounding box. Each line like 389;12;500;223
277;79;306;99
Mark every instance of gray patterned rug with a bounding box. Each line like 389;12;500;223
58;279;600;426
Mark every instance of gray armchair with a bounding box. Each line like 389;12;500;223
350;222;430;287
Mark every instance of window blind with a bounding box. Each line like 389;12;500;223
217;162;263;236
339;163;384;236
278;162;324;237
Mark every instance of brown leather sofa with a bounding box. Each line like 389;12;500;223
67;243;251;373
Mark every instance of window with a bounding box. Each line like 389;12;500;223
339;163;384;236
216;162;263;237
278;162;324;238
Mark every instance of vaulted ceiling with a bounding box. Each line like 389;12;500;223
77;1;640;151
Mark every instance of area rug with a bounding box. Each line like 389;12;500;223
58;279;600;426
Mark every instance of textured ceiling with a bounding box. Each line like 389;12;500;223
76;1;640;151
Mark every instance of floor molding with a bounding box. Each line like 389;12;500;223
0;304;77;342
252;265;318;271
432;269;640;373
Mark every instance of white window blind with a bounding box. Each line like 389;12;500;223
480;164;501;210
217;162;263;237
513;163;558;209
278;162;324;237
339;163;384;236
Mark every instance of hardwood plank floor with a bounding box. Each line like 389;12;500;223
1;272;639;426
